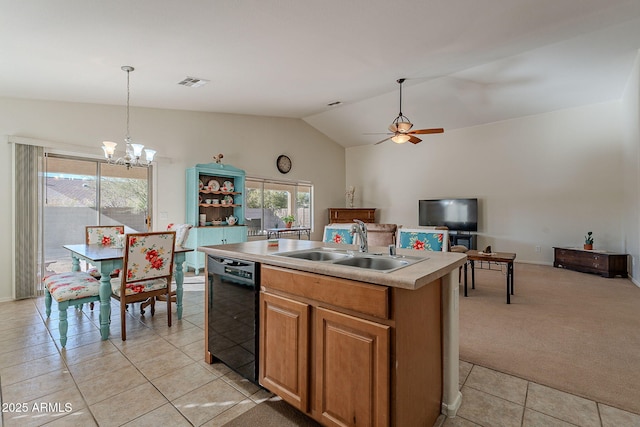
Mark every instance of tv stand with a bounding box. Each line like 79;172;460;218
450;232;476;250
553;247;628;278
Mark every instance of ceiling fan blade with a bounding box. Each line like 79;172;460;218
374;137;391;145
408;135;422;144
388;124;398;133
410;128;445;135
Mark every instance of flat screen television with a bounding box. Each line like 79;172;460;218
418;198;478;232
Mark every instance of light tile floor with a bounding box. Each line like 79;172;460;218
1;276;639;427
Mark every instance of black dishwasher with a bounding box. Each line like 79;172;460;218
206;255;259;383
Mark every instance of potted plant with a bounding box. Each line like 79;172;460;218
584;231;593;250
282;214;295;228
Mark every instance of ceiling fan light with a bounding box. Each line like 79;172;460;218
396;121;413;132
391;134;410;144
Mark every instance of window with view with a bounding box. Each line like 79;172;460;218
245;178;312;236
43;154;151;273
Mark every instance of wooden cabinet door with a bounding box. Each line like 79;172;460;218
315;307;390;427
260;292;310;411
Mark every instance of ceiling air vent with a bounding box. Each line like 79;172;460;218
178;77;210;88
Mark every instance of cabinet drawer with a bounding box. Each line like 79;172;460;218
261;265;389;319
556;249;599;267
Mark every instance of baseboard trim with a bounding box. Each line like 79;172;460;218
441;390;463;417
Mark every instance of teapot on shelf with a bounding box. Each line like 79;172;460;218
226;215;238;225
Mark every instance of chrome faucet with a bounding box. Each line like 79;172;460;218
351;219;368;253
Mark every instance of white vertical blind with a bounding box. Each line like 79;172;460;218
13;143;44;299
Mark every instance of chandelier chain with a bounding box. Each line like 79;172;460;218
126;68;131;140
101;65;156;168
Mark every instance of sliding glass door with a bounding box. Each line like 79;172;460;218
43;155;151;273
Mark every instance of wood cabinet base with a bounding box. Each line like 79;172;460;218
259;265;442;427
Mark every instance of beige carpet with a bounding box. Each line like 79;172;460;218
459;262;640;415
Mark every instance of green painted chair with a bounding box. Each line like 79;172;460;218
43;271;101;347
42;225;124;347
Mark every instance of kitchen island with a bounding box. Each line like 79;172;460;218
199;239;465;427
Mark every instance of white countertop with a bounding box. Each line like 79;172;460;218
197;239;467;290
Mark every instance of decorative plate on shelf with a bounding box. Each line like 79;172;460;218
208;180;220;191
199;179;204;189
222;181;234;192
223;195;233;204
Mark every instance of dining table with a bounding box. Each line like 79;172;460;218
63;243;193;340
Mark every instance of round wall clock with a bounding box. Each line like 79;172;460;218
277;155;292;174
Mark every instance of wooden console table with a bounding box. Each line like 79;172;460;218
553;247;628;278
328;208;376;223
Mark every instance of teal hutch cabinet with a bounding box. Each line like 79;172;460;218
184;163;247;274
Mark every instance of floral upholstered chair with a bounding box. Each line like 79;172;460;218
86;225;126;247
396;228;449;252
84;225;125;310
322;224;358;245
166;223;192;247
85;225;125;277
110;231;176;341
140;223;192;315
43;271;101;347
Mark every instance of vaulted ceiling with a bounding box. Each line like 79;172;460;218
1;0;639;147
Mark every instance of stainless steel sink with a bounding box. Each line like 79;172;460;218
333;256;410;271
275;248;426;273
282;250;350;261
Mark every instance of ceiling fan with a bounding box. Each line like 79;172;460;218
372;78;444;145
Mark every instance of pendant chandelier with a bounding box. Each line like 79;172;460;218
101;66;156;168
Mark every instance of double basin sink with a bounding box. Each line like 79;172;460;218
274;247;427;273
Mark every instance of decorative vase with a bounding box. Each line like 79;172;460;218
346;186;355;208
584;244;593;250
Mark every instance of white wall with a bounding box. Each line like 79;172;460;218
0;97;346;301
346;101;626;265
1;85;637;301
622;51;640;282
